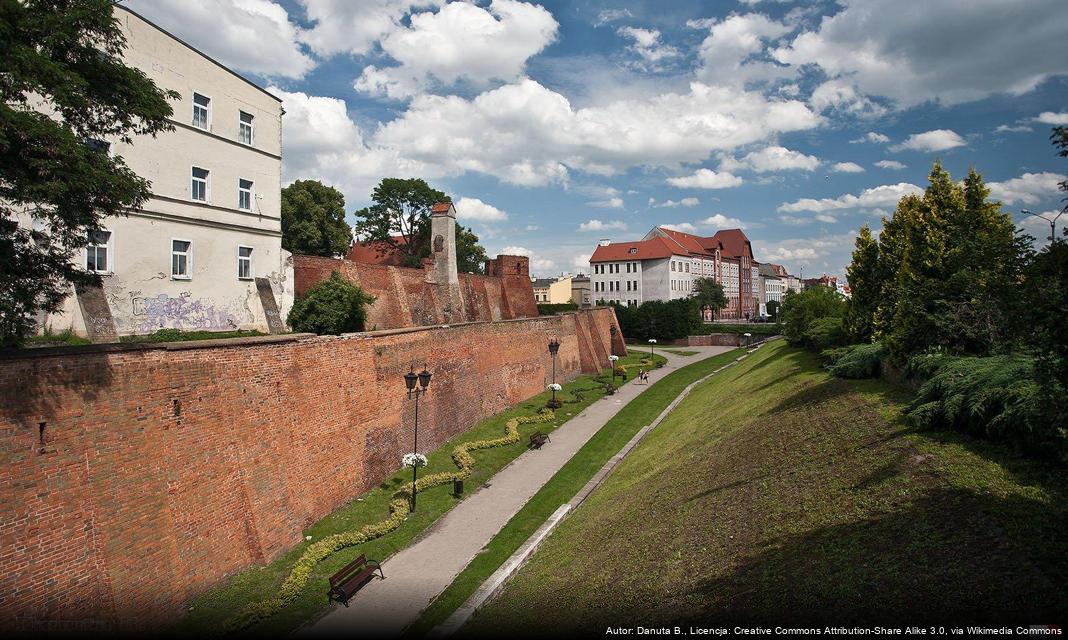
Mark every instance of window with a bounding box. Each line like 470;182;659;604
172;239;191;279
191;166;209;202
86;230;111;273
192;92;211;130
685;263;690;273
238;178;254;211
239;111;254;145
671;261;676;271
238;246;253;280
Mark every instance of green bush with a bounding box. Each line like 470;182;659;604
905;353;1067;461
779;286;846;348
825;342;885;379
803;316;847;350
612;298;700;342
693;323;780;336
537;302;578;316
287;271;375;335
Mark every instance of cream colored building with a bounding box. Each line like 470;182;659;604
532;276;573;304
27;6;292;338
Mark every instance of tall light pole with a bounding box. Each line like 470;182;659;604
1021;209;1063;242
547;338;560;408
403;364;432;511
648;338;656;361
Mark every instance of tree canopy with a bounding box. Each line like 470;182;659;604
0;0;178;346
353;178;447;267
281;179;352;257
693;277;728;312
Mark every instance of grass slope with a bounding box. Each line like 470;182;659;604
467;342;1068;632
407;346;745;635
173;350;662;636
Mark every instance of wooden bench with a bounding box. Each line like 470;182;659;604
529;431;550;449
328;554;383;605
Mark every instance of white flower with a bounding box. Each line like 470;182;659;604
608;355;619;361
648;339;657;344
403;453;428;468
547;383;562;392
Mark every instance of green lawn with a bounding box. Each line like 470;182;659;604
406;346;745;636
467;341;1068;632
171;349;664;636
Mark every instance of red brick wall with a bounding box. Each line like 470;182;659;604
0;309;617;632
293;255;537;330
676;333;744;347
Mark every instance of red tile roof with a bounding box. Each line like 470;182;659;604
590;236;681;262
431;202;453;213
709;228;753;260
656;227;715;257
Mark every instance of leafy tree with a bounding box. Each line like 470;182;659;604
692;277;727;313
0;0;177;346
287;271;375;335
778;287;846;347
280;180;352;257
353;178;447;267
844;224;880;342
455;225;489;274
766;299;780;320
612;298;700;342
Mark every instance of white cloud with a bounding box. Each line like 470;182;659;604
501;245;531;256
851;132;890;144
572;253;592;270
700;214;746;228
354;0;559;98
525;224;541;231
579;219;628;232
771;0;1068;107
874;160;907;170
667;168;745;189
778;182;923;213
661;222;698;233
455;197;508;221
595;8;632;26
125;0;314;78
889;129;966;152
651;197;701;208
831;162;865;173
617;27;679;69
694;13;793;87
588;197;624;209
298;1;442;57
988;172;1065;205
1036;111;1068;125
530;258;556;273
995;124;1033;133
725;146;820;173
376;79;819;187
809;79;887;118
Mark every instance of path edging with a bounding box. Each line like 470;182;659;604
430;338;778;636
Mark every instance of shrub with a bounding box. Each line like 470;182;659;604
612;298;700;342
904;353;1067;461
803;316;847;350
825;342;885;379
779;286;846;347
287;271;375;335
537;302;578;315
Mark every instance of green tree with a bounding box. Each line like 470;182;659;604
353;178;447;267
844;224;881;342
287;271;375;335
692;277;727;313
0;0;178;346
778;287;846;347
280;179;352;257
766;299;780;320
455;225;489;274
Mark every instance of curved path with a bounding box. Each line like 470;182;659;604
299;345;733;638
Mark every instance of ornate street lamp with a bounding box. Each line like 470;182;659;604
608;354;620;384
547;338;561;408
743;332;752;349
404;364;432;511
648;338;656;361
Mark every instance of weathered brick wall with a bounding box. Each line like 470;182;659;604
676;333;745;347
293;255;537;330
0;309;618;632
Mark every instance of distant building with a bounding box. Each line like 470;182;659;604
588;226;758;320
532;276;573;303
757;262;784;315
570;274;591;307
21;5;291;340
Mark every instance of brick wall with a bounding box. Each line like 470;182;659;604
293;255;538;331
0;309;618;632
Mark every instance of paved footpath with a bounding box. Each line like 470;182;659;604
300;345;733;638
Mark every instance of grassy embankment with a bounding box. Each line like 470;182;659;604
407;346;746;635
468;341;1067;632
172;349;663;636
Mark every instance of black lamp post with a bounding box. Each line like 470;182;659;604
404;364;432;511
548;338;560;408
648;338;656;361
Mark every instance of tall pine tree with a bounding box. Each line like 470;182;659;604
844;224;880;342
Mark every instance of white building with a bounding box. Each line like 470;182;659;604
25;6;292;339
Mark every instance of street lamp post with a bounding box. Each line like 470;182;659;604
403;364;432;511
648;338;656;361
609;325;617;356
608;354;620;384
743;332;752;349
1021;209;1064;242
548;338;560;408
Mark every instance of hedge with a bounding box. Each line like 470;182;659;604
824;342;885;379
537;302;578;316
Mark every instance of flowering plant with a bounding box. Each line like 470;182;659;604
547;383;562;392
402;453;428;468
608;355;619;362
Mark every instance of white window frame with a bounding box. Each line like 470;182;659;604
238;110;254;145
85;228;113;275
191;165;210;203
171;238;192;280
238;178;254;211
192;91;211;130
237;245;253;280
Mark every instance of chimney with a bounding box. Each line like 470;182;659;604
598;238;611;247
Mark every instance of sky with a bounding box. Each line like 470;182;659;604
122;0;1068;279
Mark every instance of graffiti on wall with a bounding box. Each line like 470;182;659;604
129;292;242;333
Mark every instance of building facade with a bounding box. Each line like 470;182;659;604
532;276;574;303
588;226;759;320
25;6;292;339
570;275;592;307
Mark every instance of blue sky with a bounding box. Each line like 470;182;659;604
124;0;1068;279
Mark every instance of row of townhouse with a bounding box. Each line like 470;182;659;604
18;6;293;340
588;226;803;320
